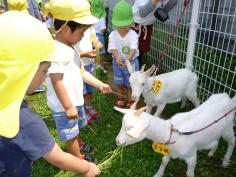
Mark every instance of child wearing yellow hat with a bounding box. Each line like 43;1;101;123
108;1;139;108
0;11;100;177
44;0;112;163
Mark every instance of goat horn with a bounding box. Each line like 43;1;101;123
130;99;139;110
140;64;146;73
134;106;147;117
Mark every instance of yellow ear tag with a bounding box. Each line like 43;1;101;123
152;143;170;156
152;80;162;93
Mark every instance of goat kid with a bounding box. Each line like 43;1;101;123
115;93;236;177
126;60;200;116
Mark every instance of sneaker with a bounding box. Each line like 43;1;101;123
85;106;99;121
33;86;45;93
84;154;98;164
80;143;95;153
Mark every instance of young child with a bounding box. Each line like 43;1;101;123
45;0;112;163
108;1;139;108
74;27;103;125
0;11;100;177
91;0;107;73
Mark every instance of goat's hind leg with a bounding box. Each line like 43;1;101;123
208;141;219;158
153;156;170;177
222;127;235;167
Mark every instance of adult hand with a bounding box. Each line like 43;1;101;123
66;106;79;119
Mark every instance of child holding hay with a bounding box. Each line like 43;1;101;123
108;1;139;108
44;0;112;163
74;26;103;125
0;10;100;177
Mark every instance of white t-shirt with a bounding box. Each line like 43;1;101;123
74;27;96;66
46;40;84;112
93;17;106;34
132;0;160;25
108;29;139;61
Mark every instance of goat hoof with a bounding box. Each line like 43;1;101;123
208;152;214;158
223;160;230;168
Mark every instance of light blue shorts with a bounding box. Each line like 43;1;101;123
96;33;106;55
52;105;88;141
112;58;139;87
83;63;96;94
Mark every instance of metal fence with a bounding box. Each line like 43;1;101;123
106;0;236;102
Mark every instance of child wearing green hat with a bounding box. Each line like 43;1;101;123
108;1;139;108
44;0;112;163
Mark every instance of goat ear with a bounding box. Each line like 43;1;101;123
133;106;147;117
127;121;148;139
126;60;133;74
114;107;129;114
140;64;146;73
145;65;156;76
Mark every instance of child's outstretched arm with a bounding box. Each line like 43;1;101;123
43;143;100;177
50;73;78;119
125;49;136;61
82;70;112;93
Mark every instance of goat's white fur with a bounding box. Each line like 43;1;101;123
126;60;200;116
115;93;236;177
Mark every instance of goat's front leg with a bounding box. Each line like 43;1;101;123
185;152;197;177
146;105;153;114
153;156;170;177
154;103;166;117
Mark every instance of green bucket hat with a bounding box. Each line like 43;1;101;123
90;0;106;19
112;1;133;27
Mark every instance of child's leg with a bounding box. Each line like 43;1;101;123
84;92;93;106
67;137;83;159
117;84;125;99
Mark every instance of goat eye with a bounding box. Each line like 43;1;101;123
142;83;145;86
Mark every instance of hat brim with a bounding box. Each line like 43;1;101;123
112;19;134;27
73;15;99;25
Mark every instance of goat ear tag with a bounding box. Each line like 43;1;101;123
152;143;170;156
152;80;162;93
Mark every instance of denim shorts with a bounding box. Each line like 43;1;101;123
112;58;139;87
83;63;96;94
96;33;106;55
52;105;88;141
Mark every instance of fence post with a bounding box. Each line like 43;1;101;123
185;0;201;69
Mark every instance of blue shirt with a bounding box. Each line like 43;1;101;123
0;101;55;177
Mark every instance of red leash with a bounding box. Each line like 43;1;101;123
156;0;190;69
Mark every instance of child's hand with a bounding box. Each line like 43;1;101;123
66;106;78;119
84;162;100;177
99;83;112;93
115;58;122;66
81;50;97;58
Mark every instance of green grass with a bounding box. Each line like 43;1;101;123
27;89;236;177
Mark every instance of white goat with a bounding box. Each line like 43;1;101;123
126;60;200;116
115;93;236;177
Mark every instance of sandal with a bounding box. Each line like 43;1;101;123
80;143;95;153
84;154;98;164
115;99;125;108
127;100;135;108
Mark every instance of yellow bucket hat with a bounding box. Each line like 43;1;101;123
7;0;29;13
42;0;98;24
0;11;54;138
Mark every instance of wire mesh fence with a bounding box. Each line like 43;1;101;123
106;0;235;102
